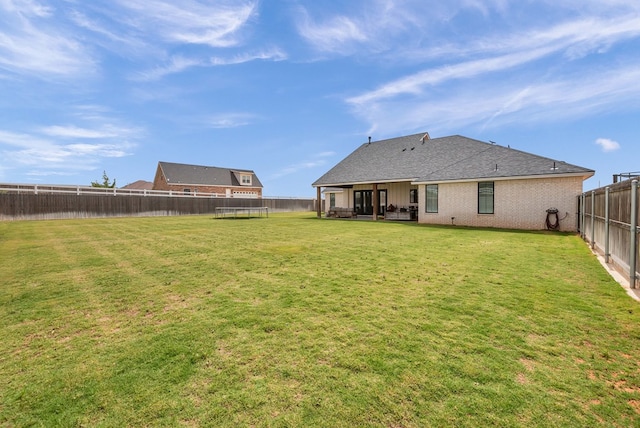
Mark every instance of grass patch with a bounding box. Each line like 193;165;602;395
1;213;639;426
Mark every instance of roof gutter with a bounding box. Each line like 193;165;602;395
412;171;595;185
313;178;415;188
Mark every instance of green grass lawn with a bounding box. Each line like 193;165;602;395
1;213;639;427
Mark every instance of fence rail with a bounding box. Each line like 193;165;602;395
0;183;242;198
0;183;320;221
580;178;639;289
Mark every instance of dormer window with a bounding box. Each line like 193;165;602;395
241;174;252;185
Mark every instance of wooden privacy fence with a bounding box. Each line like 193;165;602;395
579;179;639;288
0;183;319;221
0;183;247;198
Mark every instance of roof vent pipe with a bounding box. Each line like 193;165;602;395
368;136;371;144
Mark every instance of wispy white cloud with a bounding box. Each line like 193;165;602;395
0;129;134;166
342;6;640;136
26;170;85;177
0;129;50;149
133;48;286;81
209;47;287;66
1;0;53;18
46;126;106;140
67;8;148;53
115;0;257;48
438;14;640;61
296;11;368;54
297;0;640;61
595;138;621;152
350;63;640;136
66;143;130;157
41;125;119;139
316;151;337;158
132;56;204;81
348;47;555;106
349;14;640;107
271;151;337;179
504;15;640;61
1;0;268;82
294;0;519;56
294;0;450;56
0;106;141;177
206;113;258;129
71;104;123;122
0;1;96;78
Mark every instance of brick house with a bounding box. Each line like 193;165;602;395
121;180;153;190
153;161;263;198
312;133;594;231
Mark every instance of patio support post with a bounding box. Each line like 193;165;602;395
630;180;638;289
316;186;322;218
372;183;378;221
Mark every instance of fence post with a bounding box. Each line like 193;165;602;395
590;190;595;248
580;193;585;239
578;193;584;238
630;180;638;289
605;187;610;263
34;185;38;195
77;186;80;196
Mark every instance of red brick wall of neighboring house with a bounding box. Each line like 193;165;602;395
168;184;263;197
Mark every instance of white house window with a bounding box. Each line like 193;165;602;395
425;184;438;213
478;182;494;214
241;174;252;185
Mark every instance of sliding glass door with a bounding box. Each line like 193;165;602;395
354;190;386;215
354;190;369;215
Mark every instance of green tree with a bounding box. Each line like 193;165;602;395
91;171;117;188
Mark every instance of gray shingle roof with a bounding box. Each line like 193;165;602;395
312;133;594;186
159;161;263;187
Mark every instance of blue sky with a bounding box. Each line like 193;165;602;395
0;0;638;196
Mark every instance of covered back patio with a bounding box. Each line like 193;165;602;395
316;182;418;221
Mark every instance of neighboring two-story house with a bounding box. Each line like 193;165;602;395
153;161;263;198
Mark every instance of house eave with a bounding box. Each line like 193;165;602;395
313;178;415;188
412;171;595;185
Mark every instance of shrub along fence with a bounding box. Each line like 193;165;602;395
0;183;319;221
579;178;639;289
